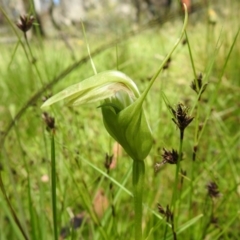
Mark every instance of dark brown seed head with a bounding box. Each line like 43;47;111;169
211;216;218;225
16;15;35;32
157;203;166;216
104;153;113;171
182;38;187;45
155;148;180;172
70;214;84;229
165;205;174;223
42;112;55;132
191;73;208;96
207;181;220;198
170;103;194;132
157;204;174;223
163;57;171;70
162;148;179;165
191;73;202;93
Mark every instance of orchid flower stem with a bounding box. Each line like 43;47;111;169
132;160;145;240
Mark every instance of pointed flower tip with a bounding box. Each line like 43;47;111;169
41;101;49;109
40;70;140;109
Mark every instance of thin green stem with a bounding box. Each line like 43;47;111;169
184;32;197;84
171;130;184;211
185;26;206;234
0;170;29;240
172;131;184;206
188;87;201;237
0;7;44;86
0;123;29;240
132;160;145;240
14;121;36;240
81;21;97;75
23;32;44;85
197;28;239;143
0;7;30;62
163;130;184;239
50;131;58;240
137;4;188;109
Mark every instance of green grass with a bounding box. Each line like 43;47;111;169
0;1;240;239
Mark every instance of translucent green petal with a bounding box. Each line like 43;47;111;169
41;71;140;109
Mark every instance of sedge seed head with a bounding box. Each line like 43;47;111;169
42;112;55;132
207;181;220;198
170;103;194;132
155;148;180;172
16;14;35;32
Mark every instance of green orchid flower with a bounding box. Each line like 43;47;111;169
42;70;153;161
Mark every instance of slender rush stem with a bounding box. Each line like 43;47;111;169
0;171;29;240
23;32;44;85
51;131;58;240
171;130;184;210
135;4;188;111
132;160;145;240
